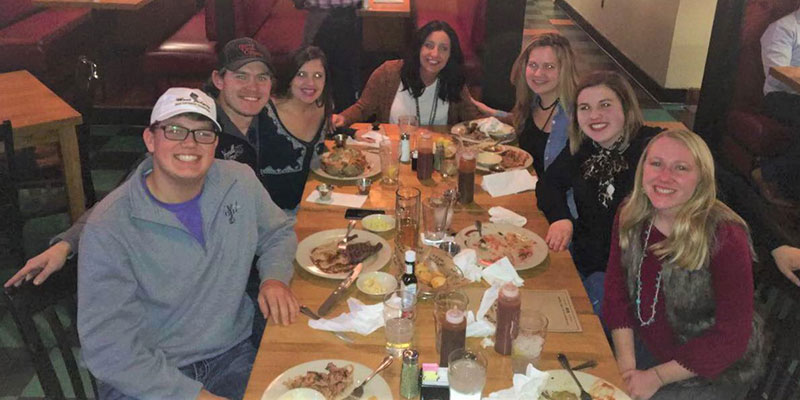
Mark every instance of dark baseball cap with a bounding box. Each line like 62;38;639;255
218;37;274;74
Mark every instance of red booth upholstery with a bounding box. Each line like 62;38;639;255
143;0;306;91
723;0;798;175
0;0;92;86
415;0;487;86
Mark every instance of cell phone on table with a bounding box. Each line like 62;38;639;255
344;208;385;220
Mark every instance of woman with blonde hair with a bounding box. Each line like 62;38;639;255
603;130;765;399
536;71;663;313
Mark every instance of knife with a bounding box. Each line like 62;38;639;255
318;263;363;316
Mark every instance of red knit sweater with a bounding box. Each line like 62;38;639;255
603;216;754;379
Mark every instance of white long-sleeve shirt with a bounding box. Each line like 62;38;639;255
761;9;800;95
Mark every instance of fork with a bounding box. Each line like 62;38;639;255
344;355;394;399
299;305;354;344
558;353;592;400
338;220;357;252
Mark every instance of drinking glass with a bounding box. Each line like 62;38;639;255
383;289;417;356
440;157;457;180
398;115;420;149
395;186;421;252
422;196;453;243
433;291;469;353
448;348;487;400
511;312;549;374
379;139;400;185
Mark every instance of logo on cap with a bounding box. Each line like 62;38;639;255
238;43;264;58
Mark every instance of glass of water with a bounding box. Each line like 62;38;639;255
448;348;487;400
383;289;416;356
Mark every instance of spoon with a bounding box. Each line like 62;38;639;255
558;353;592;400
489;164;505;173
484;138;505;153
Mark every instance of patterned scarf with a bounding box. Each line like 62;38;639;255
581;136;629;207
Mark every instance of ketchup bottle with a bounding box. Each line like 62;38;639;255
494;282;521;355
439;308;466;366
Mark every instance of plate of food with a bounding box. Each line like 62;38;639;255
296;229;391;279
455;223;548;270
542;370;631;400
416;247;469;298
262;359;393;400
451;117;515;143
476;145;533;172
314;147;382;181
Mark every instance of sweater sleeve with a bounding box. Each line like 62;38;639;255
603;211;637;330
535;146;574;223
78;223;202;399
340;61;393;125
672;223;755;379
252;172;298;285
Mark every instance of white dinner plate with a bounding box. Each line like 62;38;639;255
296;229;392;279
544;370;631;400
455;223;548;270
262;359;394;400
313;151;382;182
475;145;534;173
450;117;516;143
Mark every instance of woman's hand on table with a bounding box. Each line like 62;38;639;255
332;114;346;128
621;369;662;400
545;219;573;251
258;279;300;326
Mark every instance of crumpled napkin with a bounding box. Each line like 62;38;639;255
452;249;483;282
307;298;384;335
481;170;538;197
486;364;551;399
346;130;390;148
466;310;495;337
482;257;524;287
489;206;528;227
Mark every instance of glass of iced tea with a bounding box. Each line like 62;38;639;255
395;186;421;252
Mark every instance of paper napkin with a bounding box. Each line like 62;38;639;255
486;364;551;399
306;190;367;208
482;257;524;287
307;298;384;335
465;310;495;338
346;130;390;148
489;206;528;227
481;170;538;197
452;249;483;282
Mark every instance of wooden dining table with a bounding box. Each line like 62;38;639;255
30;0;155;10
243;123;624;399
769;66;800;93
0;70;86;222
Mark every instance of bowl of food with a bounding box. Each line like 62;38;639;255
277;388;326;400
361;214;395;233
476;152;502;168
357;271;398;297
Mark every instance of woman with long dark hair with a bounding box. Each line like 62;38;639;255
332;20;481;126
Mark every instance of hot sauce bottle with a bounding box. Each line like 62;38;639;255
494;282;521;355
439;308;467;366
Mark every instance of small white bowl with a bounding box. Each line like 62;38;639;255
278;388;326;400
477;152;502;167
357;271;398;297
361;214;395;233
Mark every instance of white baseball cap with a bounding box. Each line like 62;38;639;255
150;88;222;131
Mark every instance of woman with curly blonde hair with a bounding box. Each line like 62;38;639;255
603;130;765;400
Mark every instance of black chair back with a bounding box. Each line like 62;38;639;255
1;260;97;400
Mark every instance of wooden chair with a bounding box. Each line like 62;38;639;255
0;119;25;262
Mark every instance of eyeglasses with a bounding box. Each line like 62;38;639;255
157;125;218;144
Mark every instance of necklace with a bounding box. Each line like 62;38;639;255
535;98;559;132
536;96;559;110
635;219;662;326
415;80;440;126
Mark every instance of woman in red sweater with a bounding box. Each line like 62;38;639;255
603;129;765;399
